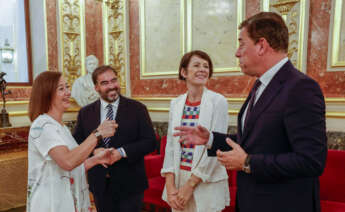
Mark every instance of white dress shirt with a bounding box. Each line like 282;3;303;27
100;97;119;122
241;57;288;132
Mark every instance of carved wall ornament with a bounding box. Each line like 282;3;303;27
327;0;345;71
261;0;309;73
58;0;86;86
96;0;128;95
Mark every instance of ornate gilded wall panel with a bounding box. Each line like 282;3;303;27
101;0;129;94
58;0;86;86
261;0;309;73
327;0;345;71
140;0;185;77
189;0;244;73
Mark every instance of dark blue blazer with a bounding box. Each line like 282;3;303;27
73;95;156;197
208;61;327;212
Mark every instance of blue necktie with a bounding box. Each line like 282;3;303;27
103;104;114;147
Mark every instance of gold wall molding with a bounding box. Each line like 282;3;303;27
261;0;309;73
100;0;129;94
145;107;345;119
58;0;86;85
8;107;80;117
134;96;345;119
133;96;345;104
187;0;244;74
327;0;345;71
140;0;185;77
1;97;342;106
139;0;245;78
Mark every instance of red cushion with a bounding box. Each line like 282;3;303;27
321;200;345;212
144;176;170;208
144;155;164;178
320;150;345;203
160;135;167;156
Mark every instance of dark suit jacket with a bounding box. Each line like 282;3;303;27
73;95;156;197
208;61;327;212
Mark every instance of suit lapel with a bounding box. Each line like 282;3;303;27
240;62;291;145
93;100;101;129
171;94;186;160
237;94;251;138
114;95;126;123
192;89;212;168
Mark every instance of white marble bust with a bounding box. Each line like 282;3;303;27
71;55;100;107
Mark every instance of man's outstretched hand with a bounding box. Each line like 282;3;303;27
173;125;210;145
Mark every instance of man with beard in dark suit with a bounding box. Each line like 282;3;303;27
73;65;156;212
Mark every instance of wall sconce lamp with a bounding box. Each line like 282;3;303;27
0;39;15;64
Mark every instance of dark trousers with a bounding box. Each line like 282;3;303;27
93;180;144;212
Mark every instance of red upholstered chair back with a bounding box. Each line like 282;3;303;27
160;135;167;156
319;150;345;203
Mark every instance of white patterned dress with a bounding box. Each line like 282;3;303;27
27;114;91;212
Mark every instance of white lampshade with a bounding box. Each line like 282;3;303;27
1;39;14;64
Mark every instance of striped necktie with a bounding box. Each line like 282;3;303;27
103;104;114;147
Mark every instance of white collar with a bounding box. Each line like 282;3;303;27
259;57;288;86
100;97;120;111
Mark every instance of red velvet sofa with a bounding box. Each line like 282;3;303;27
144;137;345;212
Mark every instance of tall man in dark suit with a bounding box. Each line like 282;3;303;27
73;65;156;212
174;12;327;212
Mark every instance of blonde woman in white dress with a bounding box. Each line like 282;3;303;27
161;50;230;212
27;71;117;212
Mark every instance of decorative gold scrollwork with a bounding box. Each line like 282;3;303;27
99;0;127;94
271;0;299;15
59;0;85;86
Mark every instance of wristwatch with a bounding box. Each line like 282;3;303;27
92;129;103;144
242;154;251;174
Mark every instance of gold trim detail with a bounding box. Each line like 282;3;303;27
8;107;80;117
133;97;345;104
329;0;345;68
326;112;345;119
100;0;128;94
2;97;343;106
261;0;308;72
58;0;86;85
146;107;345;118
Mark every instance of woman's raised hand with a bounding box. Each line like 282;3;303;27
97;119;118;138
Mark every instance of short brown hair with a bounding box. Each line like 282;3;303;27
239;12;289;53
92;65;117;85
28;71;62;122
178;50;213;80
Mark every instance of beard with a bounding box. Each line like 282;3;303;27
100;87;120;103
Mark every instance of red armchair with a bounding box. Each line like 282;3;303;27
144;136;170;210
320;149;345;212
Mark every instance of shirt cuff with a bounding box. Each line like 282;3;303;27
206;133;214;149
117;147;127;158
